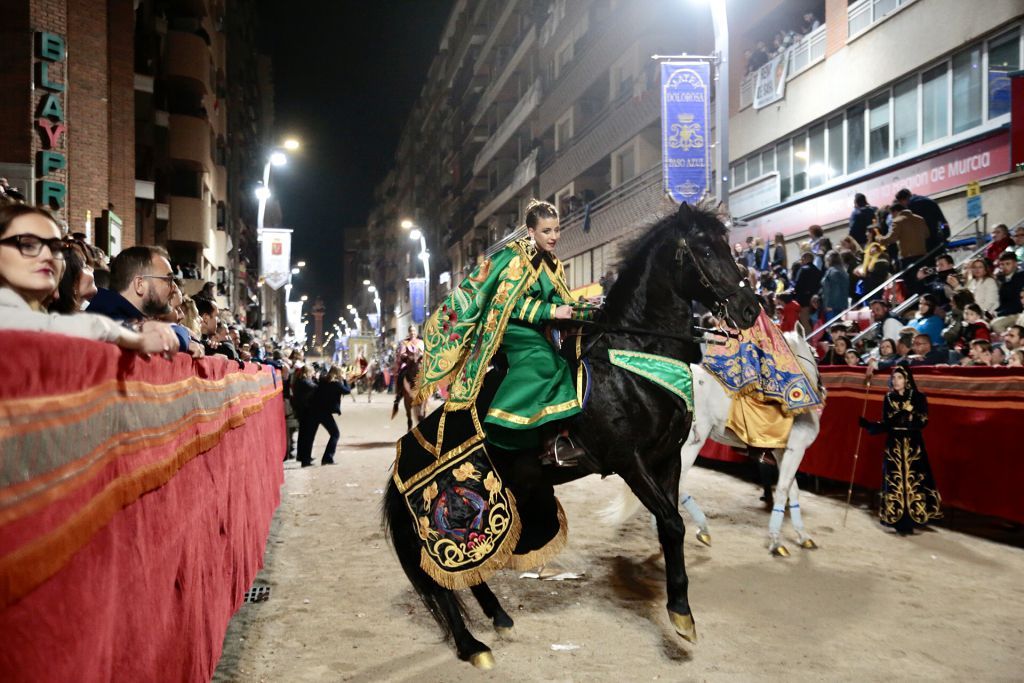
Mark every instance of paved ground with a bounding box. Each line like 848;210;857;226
215;394;1024;682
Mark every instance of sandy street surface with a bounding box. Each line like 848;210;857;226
215;396;1024;682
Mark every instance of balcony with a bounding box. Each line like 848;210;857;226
556;166;663;259
474;147;539;226
165;31;211;94
168;195;212;247
168;114;211;171
539;89;659;198
848;0;912;38
472;26;536;125
473;77;541;175
473;0;522;74
737;24;826;112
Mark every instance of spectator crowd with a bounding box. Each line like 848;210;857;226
726;186;1024;369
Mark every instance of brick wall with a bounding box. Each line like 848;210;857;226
67;0;110;236
107;0;135;247
824;0;848;58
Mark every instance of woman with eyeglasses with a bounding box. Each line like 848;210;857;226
0;202;178;355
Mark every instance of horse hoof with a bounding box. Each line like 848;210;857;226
469;651;495;670
495;626;516;640
668;610;698;643
771;545;791;558
800;539;818;550
696;530;712;547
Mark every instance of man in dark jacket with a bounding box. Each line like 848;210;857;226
993;251;1024;333
87;245;202;357
894;188;947;253
299;366;352;466
848;193;876;246
793;251;822;330
196;297;238;359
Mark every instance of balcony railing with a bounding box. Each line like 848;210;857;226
472;77;541;175
848;0;910;38
472;26;536;125
738;23;827;111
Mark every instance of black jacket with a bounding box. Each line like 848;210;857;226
309;378;352;416
793;263;823;306
996;271;1024;316
290;377;317;417
907;195;947;247
848;205;876;246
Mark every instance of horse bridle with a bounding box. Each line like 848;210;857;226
675;234;749;326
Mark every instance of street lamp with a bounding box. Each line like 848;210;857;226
403;221;431;321
692;0;729;205
366;282;382;334
257;138;301;237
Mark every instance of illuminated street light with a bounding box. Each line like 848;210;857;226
400;219;414;230
254;185;271;201
270;151;287;167
291;267;300;274
362;279;371;285
283;138;301;151
297;260;306;268
300;295;308;302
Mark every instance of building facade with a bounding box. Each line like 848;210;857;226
1;0;275;320
362;0;1024;335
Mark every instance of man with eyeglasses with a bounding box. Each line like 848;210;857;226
87;245;203;357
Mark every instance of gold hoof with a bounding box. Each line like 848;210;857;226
668;611;698;643
771;545;791;557
469;651;495;670
696;530;712;547
495;626;516;640
800;539;818;550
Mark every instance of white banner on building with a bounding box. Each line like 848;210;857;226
753;53;788;109
260;227;293;290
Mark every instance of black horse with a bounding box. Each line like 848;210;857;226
383;202;761;668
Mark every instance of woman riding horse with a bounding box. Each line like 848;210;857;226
415;199;598;465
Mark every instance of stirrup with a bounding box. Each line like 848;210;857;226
541;434;583;468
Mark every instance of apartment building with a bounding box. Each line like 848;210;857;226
364;0;1023;329
727;0;1024;256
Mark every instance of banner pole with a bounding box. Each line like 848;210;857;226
843;373;873;527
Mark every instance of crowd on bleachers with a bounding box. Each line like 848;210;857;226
727;187;1024;368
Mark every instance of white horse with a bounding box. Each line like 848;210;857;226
604;325;823;557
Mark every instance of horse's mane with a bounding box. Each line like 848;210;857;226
602;200;728;323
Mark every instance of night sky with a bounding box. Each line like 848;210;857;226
256;0;454;322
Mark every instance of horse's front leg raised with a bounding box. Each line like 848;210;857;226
621;457;696;643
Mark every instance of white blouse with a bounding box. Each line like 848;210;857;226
0;287;125;343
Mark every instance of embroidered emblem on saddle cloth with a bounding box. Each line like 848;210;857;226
608;350;694;411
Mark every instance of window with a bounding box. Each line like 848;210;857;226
555;184;574;216
776;139;791;201
808;123;825;188
760;148;775;175
868;93;890;164
826;115;844;178
791;134;807;194
952;45;982;133
988;30;1019;118
746;154;761;180
893;76;918;156
732;161;746;188
555;39;573;79
921;64;948;143
555;111;573;151
613;144;636;187
846;103;865;173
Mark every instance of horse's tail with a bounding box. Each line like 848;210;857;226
381;475;466;640
598;477;644;526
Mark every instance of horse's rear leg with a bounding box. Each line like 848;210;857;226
786;478;817;549
383;483;494;668
470;583;515;638
621;460;696;643
767;445;806;557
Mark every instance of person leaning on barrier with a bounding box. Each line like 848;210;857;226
0;202;178;355
196;296;238;359
87;244;204;358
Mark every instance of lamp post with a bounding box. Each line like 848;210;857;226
255;138;300;237
708;0;729;206
366;283;382;334
401;219;430;322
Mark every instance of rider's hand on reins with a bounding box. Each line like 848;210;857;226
553;305;573;320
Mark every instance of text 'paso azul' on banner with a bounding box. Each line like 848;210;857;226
661;62;710;205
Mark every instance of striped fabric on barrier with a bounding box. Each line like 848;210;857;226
700;366;1024;523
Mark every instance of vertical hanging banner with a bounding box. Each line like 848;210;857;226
260;228;292;290
409;278;427;325
661;62;710;204
286;301;305;341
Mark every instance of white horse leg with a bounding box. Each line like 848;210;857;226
767;445;801;557
680;493;712;546
787;479;818;549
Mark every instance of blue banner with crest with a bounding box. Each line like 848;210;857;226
661;62;710;204
409;277;427;325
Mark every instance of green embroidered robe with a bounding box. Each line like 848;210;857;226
415;239;593;448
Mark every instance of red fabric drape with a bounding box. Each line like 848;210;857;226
700;366;1024;523
0;332;285;681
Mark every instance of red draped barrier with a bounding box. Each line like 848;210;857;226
700;366;1024;523
0;332;285;681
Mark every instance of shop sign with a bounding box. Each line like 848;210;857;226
35;32;67;209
